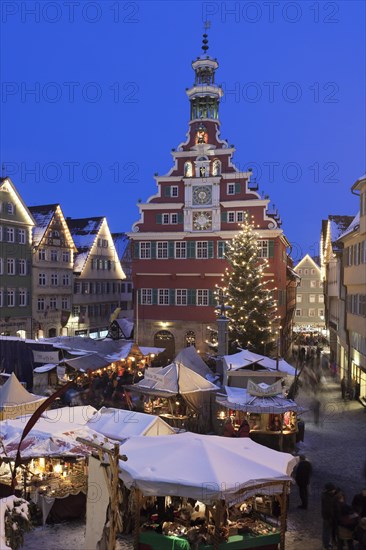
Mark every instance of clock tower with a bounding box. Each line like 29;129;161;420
128;33;295;359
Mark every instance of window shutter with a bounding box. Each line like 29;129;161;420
235;183;241;194
188;289;196;305
151;242;156;259
209;290;216;306
164;186;171;197
134;242;139;259
177;212;183;224
221;211;227;223
208;241;214;258
156;214;162;224
169;289;175;305
187;241;196;259
268;240;275;258
168;241;175;258
152;289;158;305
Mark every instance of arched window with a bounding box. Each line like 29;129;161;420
7;202;14;214
185;330;196;347
212;160;221;176
154;330;175;364
184;162;193;177
52;230;60;238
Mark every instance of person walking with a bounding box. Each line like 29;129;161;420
295;455;313;510
341;377;347;400
321;482;337;550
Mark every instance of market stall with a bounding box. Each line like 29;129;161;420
115;432;298;550
125;362;218;432
216;381;305;452
0;373;47;420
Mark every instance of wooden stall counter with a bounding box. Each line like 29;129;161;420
139;531;280;550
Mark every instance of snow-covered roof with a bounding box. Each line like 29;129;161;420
328;215;355;243
337;212;360;241
216;385;304;414
223;350;296;377
28;204;57;246
66;217;103;272
112;232;130;260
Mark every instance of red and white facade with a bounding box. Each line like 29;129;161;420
129;44;293;360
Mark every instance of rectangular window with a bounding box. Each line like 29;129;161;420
62;251;70;262
158;289;169;305
19;259;26;275
175;241;186;259
7;258;15;275
309;294;316;303
236;211;244;222
82;282;89;294
157;241;168;259
39;249;46;261
61;297;69;309
295;309;301;316
51;274;58;286
171;186;178;198
257;240;269;258
50;297;57;310
170;213;178;224
304;269;308;275
176;289;187;306
0;258;3;275
296;294;302;303
7;289;15;307
0;226;2;241
140;242;151;259
19;289;27;307
39;273;46;286
318;308;324;317
318;294;324;303
162;213;170;224
227;211;235;223
0;288;3;308
309;308;315;317
196;241;208;259
62;274;70;286
227;183;235;195
197;289;209;306
37;297;45;311
310;280;317;288
141;289;152;305
18;229;26;244
217;241;227;259
6;227;14;242
50;250;58;262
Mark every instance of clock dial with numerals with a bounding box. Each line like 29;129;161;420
192;185;212;205
193;211;212;231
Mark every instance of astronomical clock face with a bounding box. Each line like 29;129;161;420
193;211;212;231
192;185;212;205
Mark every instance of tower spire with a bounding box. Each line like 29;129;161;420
202;20;211;53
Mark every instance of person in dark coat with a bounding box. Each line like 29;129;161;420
352;489;366;518
236;418;250;438
223;418;236;438
321;482;337;549
354;517;366;549
295;455;312;509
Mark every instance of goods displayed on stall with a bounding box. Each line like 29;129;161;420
0;374;47;420
216;381;304;451
114;432;298;550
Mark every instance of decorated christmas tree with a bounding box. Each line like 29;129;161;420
217;212;278;355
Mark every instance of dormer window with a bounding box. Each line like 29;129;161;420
7;202;14;215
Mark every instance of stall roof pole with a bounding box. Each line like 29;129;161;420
133;488;141;550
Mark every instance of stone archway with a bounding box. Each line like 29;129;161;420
154;330;175;366
48;328;57;338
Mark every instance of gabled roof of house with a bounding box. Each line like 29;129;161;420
328;215;355;244
294;253;321;272
0;177;36;226
112;232;130;260
29;204;77;250
66;217;104;273
337;212;360;241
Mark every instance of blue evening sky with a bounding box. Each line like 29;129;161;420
1;0;365;261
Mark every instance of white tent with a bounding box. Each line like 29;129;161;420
118;432;298;505
0;374;47;420
127;362;218;396
217;385;305;414
175;346;213;379
87;407;175;439
223;350;296;378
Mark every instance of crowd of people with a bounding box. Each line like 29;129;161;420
321;484;366;549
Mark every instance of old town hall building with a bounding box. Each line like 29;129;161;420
129;37;296;359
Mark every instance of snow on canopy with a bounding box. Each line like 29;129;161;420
87;408;175;439
175;346;213;379
118;432;298;504
0;373;47;410
126;362;218;396
216;385;305;414
223;350;296;377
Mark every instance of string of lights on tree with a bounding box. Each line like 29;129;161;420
215;211;281;355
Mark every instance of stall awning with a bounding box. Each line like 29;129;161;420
216;385;305;414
